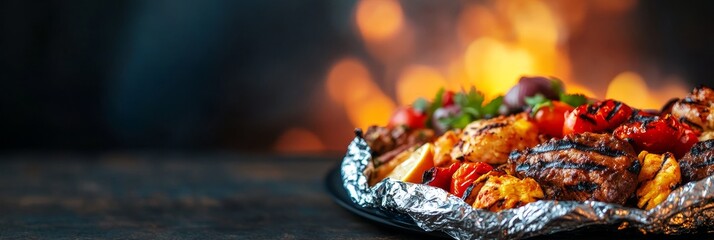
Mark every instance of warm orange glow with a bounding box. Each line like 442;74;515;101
457;5;504;47
500;0;560;48
566;82;598;99
445;59;471;91
607;72;690;110
355;0;404;42
396;65;447;105
325;58;372;104
606;72;651;108
346;94;397;132
652;79;690;109
501;0;563;78
325;57;396;130
464;38;535;99
592;0;638;13
274;128;326;152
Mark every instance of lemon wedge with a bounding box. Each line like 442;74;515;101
386;143;435;183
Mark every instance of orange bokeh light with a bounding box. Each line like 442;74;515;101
325;57;396;130
606;71;651;108
355;0;404;42
325;58;372;104
464;37;535;99
605;71;688;110
396;65;447;105
457;4;505;47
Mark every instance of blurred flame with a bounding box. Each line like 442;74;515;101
355;0;404;42
464;37;535;99
326;58;372;104
325;58;396;130
606;71;688;110
606;72;651;108
457;5;505;47
300;0;688;152
274;128;325;152
396;65;447;105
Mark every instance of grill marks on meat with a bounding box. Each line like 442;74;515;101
671;86;714;135
508;132;639;205
525;139;628;158
679;140;714;182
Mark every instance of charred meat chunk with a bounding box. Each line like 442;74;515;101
679;139;714;182
508;132;640;205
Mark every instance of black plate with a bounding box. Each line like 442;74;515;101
324;166;452;239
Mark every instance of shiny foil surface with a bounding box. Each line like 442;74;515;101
341;136;714;240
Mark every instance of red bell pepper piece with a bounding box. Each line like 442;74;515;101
450;162;493;198
422;161;461;191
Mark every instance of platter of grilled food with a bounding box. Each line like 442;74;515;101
334;76;714;239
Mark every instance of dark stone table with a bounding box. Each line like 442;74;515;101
0;153;709;239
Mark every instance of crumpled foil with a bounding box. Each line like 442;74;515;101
341;135;714;240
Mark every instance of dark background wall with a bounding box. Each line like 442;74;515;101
0;0;712;151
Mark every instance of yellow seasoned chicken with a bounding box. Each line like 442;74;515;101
464;171;544;212
451;114;539;165
432;130;460;167
636;151;681;210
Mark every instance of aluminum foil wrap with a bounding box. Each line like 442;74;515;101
341;135;714;240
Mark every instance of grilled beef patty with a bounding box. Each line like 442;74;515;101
679;140;714;182
507;132;640;205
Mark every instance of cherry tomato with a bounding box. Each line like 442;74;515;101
422;161;461;191
532;101;574;138
563;99;633;136
442;91;455;107
388;107;428;129
613;113;698;158
450;162;493;198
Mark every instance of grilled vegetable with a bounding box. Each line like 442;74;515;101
636;151;681;210
613;112;698;158
388;107;428;129
463;171;544;211
422;161;461;191
531;101;574;138
450;162;493;198
504;76;564;111
451;113;539;165
562;99;633;136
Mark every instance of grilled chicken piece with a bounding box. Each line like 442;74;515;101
508;132;640;205
451;113;539;165
463;171;544;211
433;130;460;167
636;151;681;210
671;86;714;136
679;140;714;182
